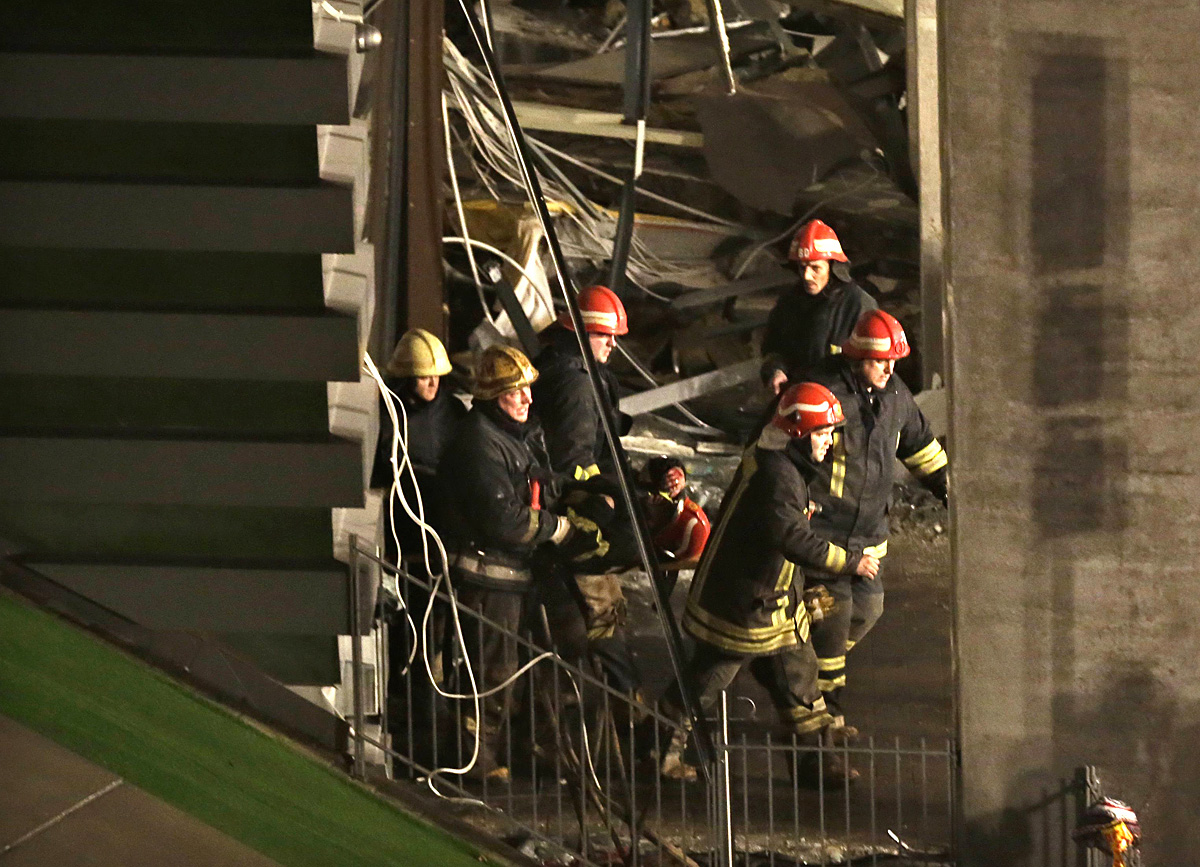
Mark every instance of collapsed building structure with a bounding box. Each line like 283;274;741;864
2;0;1198;864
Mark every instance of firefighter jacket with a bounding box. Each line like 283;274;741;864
761;278;877;384
370;382;467;562
681;432;863;656
436;399;564;574
532;327;625;482
801;357;949;555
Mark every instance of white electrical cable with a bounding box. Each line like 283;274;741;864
364;352;556;800
528;139;740;228
443;38;721;292
442;236;549;296
478;0;494;49
313;0;364;24
441;91;494;324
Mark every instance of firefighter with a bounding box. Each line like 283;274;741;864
639;456;711;567
801;309;949;730
370;329;466;768
371;328;466;566
436;344;605;780
655;383;879;783
532;284;630;483
531;285;641;691
761;220;877;395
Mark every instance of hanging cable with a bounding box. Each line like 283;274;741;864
451;0;717;781
443;39;721;292
732;162;884;279
441;92;493;324
363;353;557;802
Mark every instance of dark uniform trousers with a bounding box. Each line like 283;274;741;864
536;565;638;699
804;560;886;725
450;578;526;775
663;640;830;737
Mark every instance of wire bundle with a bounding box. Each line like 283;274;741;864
443;38;734;298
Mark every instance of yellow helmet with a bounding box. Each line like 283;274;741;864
387;328;453;378
473;344;539;401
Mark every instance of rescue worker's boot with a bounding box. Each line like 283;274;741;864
658;727;698;783
459;714;511;785
792;727;860;789
632;700;699;783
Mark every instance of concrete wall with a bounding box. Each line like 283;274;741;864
943;2;1200;864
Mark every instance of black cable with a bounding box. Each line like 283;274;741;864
454;0;717;779
607;0;652;293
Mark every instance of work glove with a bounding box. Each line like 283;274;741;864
554;510;609;562
564;473;622;502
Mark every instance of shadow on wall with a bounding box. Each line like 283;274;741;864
1025;35;1133;867
1029;43;1130;541
1058;665;1200;864
965;34;1137;867
990;31;1200;865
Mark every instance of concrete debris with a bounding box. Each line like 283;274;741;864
695;67;877;215
621;435;696;457
619;358;760;416
526;23;781;87
443;0;933;484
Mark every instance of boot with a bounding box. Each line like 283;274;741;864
826;723;859;744
658;729;698;783
792;727;860;789
660;748;698;783
793;750;859;789
458;714;511;784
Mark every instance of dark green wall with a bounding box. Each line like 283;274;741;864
0;0;358;685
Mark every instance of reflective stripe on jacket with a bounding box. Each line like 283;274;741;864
436;401;563;567
683;445;859;656
803;357;949;551
532;328;622;482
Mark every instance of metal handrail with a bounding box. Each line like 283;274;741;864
351;541;677;726
342;537;958;867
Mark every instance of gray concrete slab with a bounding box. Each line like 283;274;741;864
529;28;777;86
0;715;282;867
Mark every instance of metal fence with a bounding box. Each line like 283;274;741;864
346;539;957;866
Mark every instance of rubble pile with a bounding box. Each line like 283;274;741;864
441;0;942;528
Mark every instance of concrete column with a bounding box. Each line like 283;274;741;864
944;2;1200;864
906;0;943;388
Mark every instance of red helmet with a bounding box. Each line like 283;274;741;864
842;309;910;360
560;285;629;336
772;382;845;438
788;219;849;264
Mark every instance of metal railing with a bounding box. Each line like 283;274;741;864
345;538;957;866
